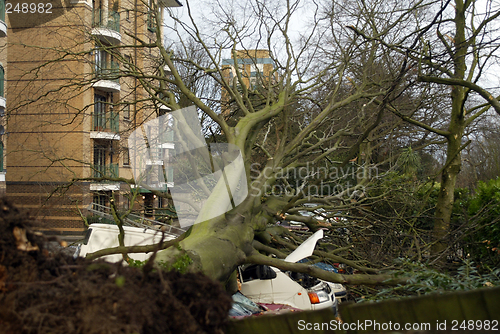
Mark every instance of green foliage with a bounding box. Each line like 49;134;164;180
396;147;421;176
363;259;500;302
170;253;194;274
468;178;500;216
128;259;147;268
465;178;500;269
367;171;418;217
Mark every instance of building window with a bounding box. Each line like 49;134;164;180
93;143;117;178
94;47;119;82
94;94;107;131
0;66;4;98
94;144;106;167
147;0;156;32
123;103;130;120
0;141;3;172
123;147;130;166
237;63;245;76
143;193;154;217
94;47;106;75
123;195;130;210
125;54;133;65
93;192;109;209
126;9;130;21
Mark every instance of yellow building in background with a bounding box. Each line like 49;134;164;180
221;49;277;116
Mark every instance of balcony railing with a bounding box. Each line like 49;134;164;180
94;60;120;83
92;9;120;33
92;163;119;179
92;111;119;133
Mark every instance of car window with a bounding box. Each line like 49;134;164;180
240;265;276;281
241;265;260;282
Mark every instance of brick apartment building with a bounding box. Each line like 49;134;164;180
221;49;277;116
3;0;180;236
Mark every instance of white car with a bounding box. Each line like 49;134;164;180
297;259;348;303
239;230;338;312
74;223;175;262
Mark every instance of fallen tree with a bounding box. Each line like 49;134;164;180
13;0;498;293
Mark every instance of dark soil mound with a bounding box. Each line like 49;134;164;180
0;198;232;334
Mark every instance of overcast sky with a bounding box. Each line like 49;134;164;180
162;0;500;93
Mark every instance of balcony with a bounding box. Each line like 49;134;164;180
90;163;120;191
0;0;6;37
91;9;120;45
90;111;120;140
93;61;120;93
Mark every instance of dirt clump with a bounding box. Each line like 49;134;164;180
0;198;232;334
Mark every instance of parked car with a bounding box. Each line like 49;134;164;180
298;259;348;303
239;230;338;312
74;223;175;262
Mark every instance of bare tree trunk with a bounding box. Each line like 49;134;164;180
432;129;463;255
431;0;468;257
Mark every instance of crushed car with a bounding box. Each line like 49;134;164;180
297;259;348;303
73;223;176;262
239;230;339;313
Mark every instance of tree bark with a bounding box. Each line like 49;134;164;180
431;0;468;257
155;202;257;283
432;129;463;255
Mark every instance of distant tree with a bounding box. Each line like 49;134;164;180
349;0;500;259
